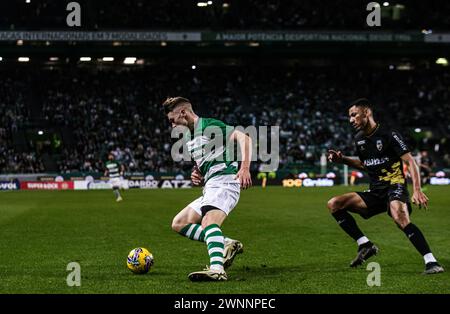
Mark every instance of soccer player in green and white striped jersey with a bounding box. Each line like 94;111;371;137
163;97;252;281
104;153;125;202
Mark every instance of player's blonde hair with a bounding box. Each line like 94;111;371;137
162;97;192;114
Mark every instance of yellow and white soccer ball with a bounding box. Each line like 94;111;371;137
127;247;154;274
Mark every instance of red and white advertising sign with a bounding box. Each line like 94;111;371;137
20;181;74;190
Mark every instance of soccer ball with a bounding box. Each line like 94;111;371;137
127;247;154;274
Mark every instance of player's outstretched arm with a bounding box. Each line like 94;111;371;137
327;149;366;171
401;153;429;209
230;130;252;189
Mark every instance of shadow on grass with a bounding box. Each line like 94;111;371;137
225;264;307;282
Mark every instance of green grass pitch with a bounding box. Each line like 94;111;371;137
0;186;449;294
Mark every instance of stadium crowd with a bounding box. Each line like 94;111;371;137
1;0;449;31
0;75;45;173
0;64;449;174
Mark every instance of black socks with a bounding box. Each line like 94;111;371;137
332;211;365;241
402;223;432;256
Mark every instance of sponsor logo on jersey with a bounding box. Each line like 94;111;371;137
363;157;390;167
392;133;408;151
357;140;366;150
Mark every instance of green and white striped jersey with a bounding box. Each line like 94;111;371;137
187;118;238;183
106;160;121;178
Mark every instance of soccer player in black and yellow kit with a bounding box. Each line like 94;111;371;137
327;99;444;274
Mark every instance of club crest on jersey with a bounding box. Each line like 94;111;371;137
376;139;383;151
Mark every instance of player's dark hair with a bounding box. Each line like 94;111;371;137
162;97;191;114
349;98;372;110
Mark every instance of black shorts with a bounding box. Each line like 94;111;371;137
356;184;412;219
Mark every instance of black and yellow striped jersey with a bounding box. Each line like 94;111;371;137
354;124;410;189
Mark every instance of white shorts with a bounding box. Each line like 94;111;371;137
109;177;122;188
187;174;240;216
